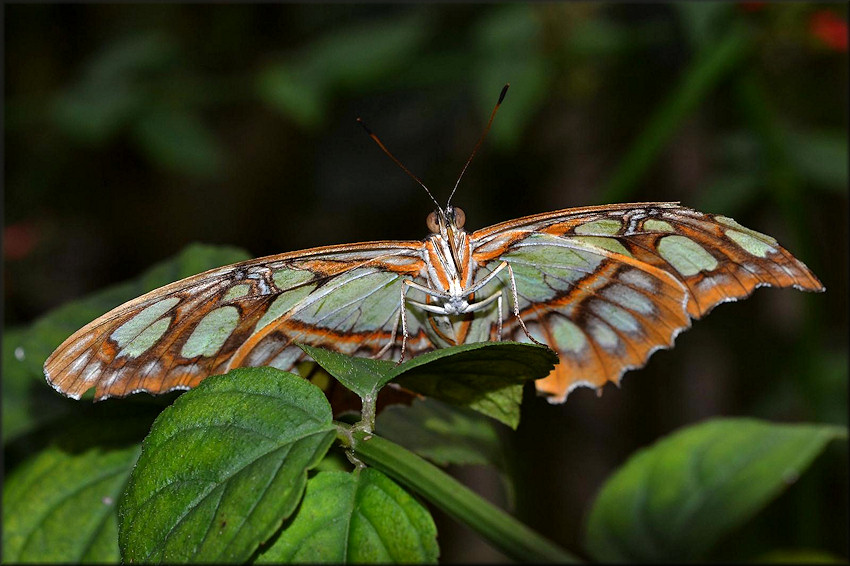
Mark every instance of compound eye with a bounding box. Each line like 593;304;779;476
426;211;440;233
452;207;466;228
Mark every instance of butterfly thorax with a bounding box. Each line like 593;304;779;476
424;227;475;314
420;207;475;311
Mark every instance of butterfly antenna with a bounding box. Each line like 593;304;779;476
356;117;442;212
446;83;509;208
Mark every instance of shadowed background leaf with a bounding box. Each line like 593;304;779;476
584;418;848;562
2;404;161;563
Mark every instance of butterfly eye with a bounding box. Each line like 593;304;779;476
453;207;466;228
426;211;440;233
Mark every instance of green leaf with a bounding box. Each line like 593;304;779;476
256;13;428;129
118;368;336;563
3;244;250;442
300;342;556;429
696;171;760;215
2;404;157;563
256;63;327;129
257;469;438;563
472;4;551;150
51;80;143;144
569;15;671;57
375;397;506;469
584;418;848;562
300;12;428;91
392;342;558;429
299;343;396;401
136;243;252;292
131;105;223;177
784;129;849;192
674;3;735;50
50;32;176;144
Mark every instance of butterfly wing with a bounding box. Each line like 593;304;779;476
46;202;824;404
470;202;824;402
44;241;435;400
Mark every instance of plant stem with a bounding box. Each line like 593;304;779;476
337;424;581;563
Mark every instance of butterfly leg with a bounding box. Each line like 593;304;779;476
464;260;508;295
398;281;411;364
457;261;507;340
462;288;502;313
497;294;503;341
396;279;451;363
504;262;545;346
374;307;401;359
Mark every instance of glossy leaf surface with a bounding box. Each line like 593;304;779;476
584;418;847;562
118;368;336;563
257;469;438;563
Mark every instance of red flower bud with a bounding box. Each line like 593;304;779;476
809;10;848;52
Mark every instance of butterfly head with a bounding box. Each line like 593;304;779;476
427;206;466;235
426;205;469;277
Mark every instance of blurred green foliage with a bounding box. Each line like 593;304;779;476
5;3;847;562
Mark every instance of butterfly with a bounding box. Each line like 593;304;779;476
43;86;825;404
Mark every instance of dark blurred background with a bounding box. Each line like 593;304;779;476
4;3;848;562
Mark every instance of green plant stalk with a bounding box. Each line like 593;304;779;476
601;24;750;202
338;424;581;563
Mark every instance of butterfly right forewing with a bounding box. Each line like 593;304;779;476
44;242;434;400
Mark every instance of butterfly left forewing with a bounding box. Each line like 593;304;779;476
617;207;824;317
44;242;434;400
471;202;824;402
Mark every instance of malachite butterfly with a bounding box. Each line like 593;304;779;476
43;86;824;404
